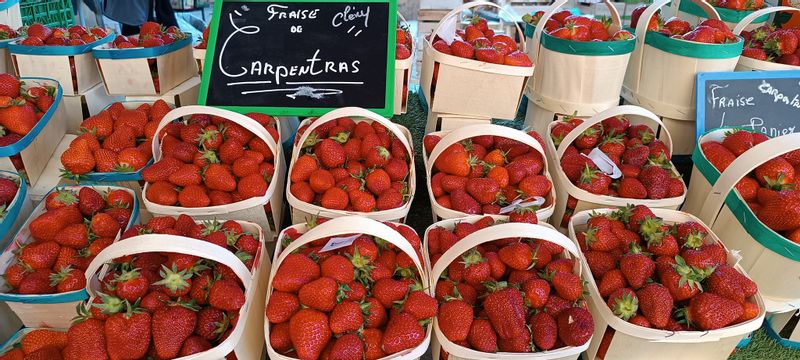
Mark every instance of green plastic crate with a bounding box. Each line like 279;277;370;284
19;0;74;28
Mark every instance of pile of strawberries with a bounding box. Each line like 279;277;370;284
630;5;738;44
552;115;683;206
576;205;760;331
740;25;800;66
428;216;593;354
0;24;17;40
0;73;55;138
8;215;256;359
524;11;634;42
59;100;171;179
267;218;432;359
143;112;278;208
709;0;765;11
290;117;411;213
1;187;133;295
17;23;108;46
423;130;551;218
0;173;18;218
0;329;70;359
110;21;188;49
396;25;412;60
429;16;532;67
701;129;800;243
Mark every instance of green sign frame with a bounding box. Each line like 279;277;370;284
198;0;397;117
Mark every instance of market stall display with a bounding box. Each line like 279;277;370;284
735;6;800;70
675;0;770;31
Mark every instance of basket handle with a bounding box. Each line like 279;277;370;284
151;105;278;163
269;216;425;287
291;107;412;162
398;10;408;26
426;123;548;177
429;223;581;289
697;132;800;226
554;105;672;158
429;1;527;52
733;6;799;35
530;0;622;64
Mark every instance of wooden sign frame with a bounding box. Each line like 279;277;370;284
198;0;398;117
696;70;800;140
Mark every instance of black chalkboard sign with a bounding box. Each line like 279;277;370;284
696;70;800;139
198;0;397;116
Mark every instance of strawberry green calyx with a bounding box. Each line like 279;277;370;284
482;280;510;293
168;298;201;312
153;264;192;294
682;231;706;249
93;292;125;315
764;174;796;191
611;205;634;224
302;131;320;149
638;217;663;240
329;131;350;144
673;256;712;291
579;165;599;185
375;146;391;161
460;248;486;268
347;246;375;286
200;219;223;236
610;292;639;320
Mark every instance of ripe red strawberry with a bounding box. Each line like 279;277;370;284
687;292;744;330
468;318;498;352
151;301;198;359
104;307;151;360
756;190;800;231
483;283;528;339
437;297;474;342
382;312;425;353
607;288;639;320
636;283;673;328
62;317;107;359
529;311;557;350
702;141;737;171
557;307;594;346
208;279;245;311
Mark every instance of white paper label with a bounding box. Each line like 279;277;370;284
499;197;546;214
437;16;458;45
320;234;361;252
583;148;622;179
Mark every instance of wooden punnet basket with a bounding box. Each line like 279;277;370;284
0;170;31;251
622;0;742;152
0;77;67;186
395;12;413;115
9;31;114;95
0;185;138;329
428;221;590;360
674;0;769;31
287;107;415;224
419;1;534;120
193;46;205;75
92;37;197;96
568;208;765;360
0;37;17;74
765;310;800;349
0;0;21;29
423;123;555;222
526;0;636;116
266;216;430;360
143;105;285;239
733;6;800;71
690;132;800;313
86;226;269;360
545;105;686;232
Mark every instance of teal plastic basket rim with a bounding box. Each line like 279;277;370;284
0;0;19;11
92;37;191;59
540;31;636;56
692;127;800;261
8;32;114;56
644;31;744;59
0;184;140;304
0;77;63;157
678;0;771;23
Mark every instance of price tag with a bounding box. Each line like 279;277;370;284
583;148;622;179
320;234;361;252
499;197;545;214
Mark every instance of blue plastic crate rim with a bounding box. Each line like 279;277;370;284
0;77;63;157
92;37;192;59
0;184;140;304
78;100;174;182
679;0;771;23
692;127;800;262
0;0;19;11
8;32;115;56
765;316;800;349
0;170;26;245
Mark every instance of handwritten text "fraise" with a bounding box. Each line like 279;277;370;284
266;4;319;21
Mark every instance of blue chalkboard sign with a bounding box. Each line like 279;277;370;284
696;70;800;140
